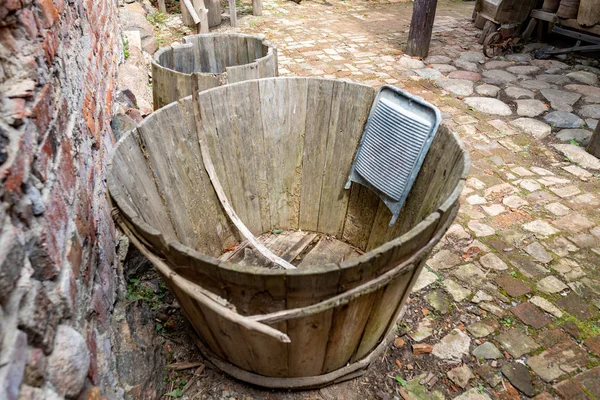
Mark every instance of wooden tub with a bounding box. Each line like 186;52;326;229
107;77;469;389
152;33;277;110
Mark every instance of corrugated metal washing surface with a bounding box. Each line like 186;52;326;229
346;86;441;226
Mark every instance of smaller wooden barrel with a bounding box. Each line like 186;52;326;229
152;33;278;110
557;0;581;19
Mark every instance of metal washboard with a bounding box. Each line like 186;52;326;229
346;86;441;226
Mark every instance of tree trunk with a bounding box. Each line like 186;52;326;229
586;123;600;158
406;0;439;58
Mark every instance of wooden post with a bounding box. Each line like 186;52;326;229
229;0;237;27
406;0;438;58
586;123;600;158
158;0;167;13
253;0;262;16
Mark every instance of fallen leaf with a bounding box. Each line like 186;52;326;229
394;338;405;348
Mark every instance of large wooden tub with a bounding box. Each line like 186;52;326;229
107;77;469;389
152;33;277;110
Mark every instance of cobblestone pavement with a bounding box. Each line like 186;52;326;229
158;0;600;398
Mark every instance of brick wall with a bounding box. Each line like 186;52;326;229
0;0;122;398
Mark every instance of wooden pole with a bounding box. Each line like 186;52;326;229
586;122;600;158
158;0;167;13
406;0;438;58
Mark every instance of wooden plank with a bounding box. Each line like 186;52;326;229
341;212;440;360
225;231;316;268
317;81;374;237
168;283;226;359
257;52;276;78
322;290;380;372
406;0;438;57
286;264;341;377
531;9;558;22
137;103;230;254
216;261;288;376
228;0;237;27
226;63;260;84
352;270;413;360
110;132;178;244
259;78;308;231
178;97;239;250
297;238;360;268
279;232;317;262
341;183;380;251
158;0;167;13
299;79;334;231
235;35;249;66
227;81;271;233
253;0;262;16
193;80;294;269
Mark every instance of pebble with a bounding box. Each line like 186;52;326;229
432;329;471;361
479;253;508;271
540;89;581;111
566;71;599;85
434;78;474;96
447;364;474;388
464;97;512;116
398;56;426;69
414;68;443;79
552;144;600;170
506;65;539;75
510;118;552;139
555;129;592;145
473;342;503;359
536;276;568;294
505;86;535;99
580;104;600;119
475;84;500;97
544;111;585;128
516;99;548;117
482;69;518;84
47;325;90;398
522;220;559;236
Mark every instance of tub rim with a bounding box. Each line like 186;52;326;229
107;76;470;278
151;32;277;79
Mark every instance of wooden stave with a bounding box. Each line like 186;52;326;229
108;77;469;379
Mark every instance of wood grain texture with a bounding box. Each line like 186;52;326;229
109;132;178;244
107;78;470;384
286;264;340;377
299;79;335;231
259;78;308;231
152;35;277;109
317;81;374;237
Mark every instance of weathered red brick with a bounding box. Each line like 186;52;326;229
31;84;54;134
41;28;59;63
37;0;60;28
56;135;77;202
